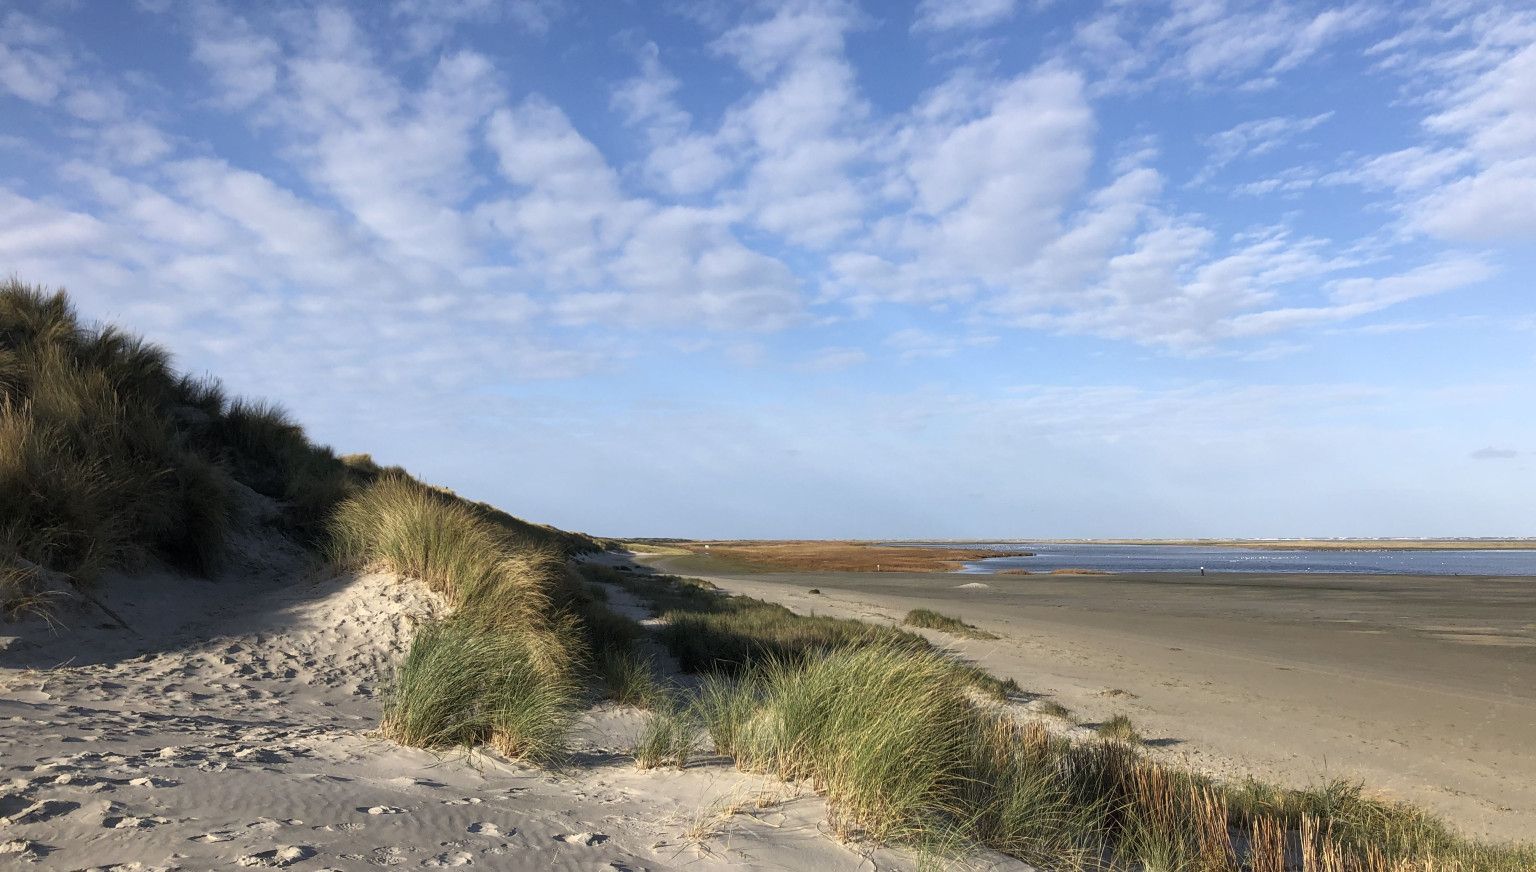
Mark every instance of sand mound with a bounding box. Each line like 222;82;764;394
0;534;927;870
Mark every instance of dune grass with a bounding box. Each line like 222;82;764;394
1095;713;1142;744
632;700;698;770
607;563;1535;871
330;476;595;759
0;282;366;617
1036;700;1073;720
597;649;665;708
380;615;579;762
903;608;998;640
330;477;619;761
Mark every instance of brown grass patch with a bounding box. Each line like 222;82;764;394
675;541;1032;573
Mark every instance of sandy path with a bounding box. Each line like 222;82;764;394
0;546;948;871
635;553;1536;843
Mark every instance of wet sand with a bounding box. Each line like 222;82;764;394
639;552;1536;841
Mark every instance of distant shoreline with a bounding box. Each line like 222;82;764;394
629;537;1536;553
900;538;1536;551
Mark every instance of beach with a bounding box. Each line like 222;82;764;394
0;548;935;871
637;551;1536;841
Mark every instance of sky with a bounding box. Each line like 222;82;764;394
2;0;1534;539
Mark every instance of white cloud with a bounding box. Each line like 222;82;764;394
1223;256;1494;336
1412;38;1536;240
486;97;803;330
189;5;280;107
897;66;1095;283
712;1;870;247
612;44;733;196
0;12;71;104
1339;8;1536;242
391;0;566;53
1199;112;1332;181
0;188;110;256
912;0;1017;33
1077;1;1379;91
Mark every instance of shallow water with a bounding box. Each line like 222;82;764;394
929;542;1536;576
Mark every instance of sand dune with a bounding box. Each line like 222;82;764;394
0;538;964;871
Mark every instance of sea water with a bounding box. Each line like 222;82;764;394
917;542;1536;576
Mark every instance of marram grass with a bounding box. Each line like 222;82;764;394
332;476;592;761
381;616;579;763
1;280;362;616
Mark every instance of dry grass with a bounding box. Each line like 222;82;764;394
674;541;1033;572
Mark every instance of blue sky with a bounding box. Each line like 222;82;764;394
3;0;1534;538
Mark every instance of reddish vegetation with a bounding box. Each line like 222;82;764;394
676;541;1032;573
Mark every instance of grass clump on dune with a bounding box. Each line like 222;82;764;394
902;608;998;640
632;700;698;770
1095;713;1142;744
598;649;665;708
381;615;579;762
331;476;610;761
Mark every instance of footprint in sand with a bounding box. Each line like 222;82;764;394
466;822;507;836
237;845;316;867
232;747;285;764
128;776;176;788
104;814;166;829
423;850;474;867
2;799;79;825
554;832;608;846
247;817;304;831
0;839;45;862
362;805;406;815
442;797;482;806
191;830;237;843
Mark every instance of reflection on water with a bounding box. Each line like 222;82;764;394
930;543;1536;576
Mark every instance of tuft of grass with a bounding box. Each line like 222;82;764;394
1095;713;1142;744
382;616;579;763
334;477;591;762
903;608;998;640
598;649;664;708
633;701;698;770
1035;700;1073;720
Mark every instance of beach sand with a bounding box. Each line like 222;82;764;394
637;551;1536;842
0;535;971;871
